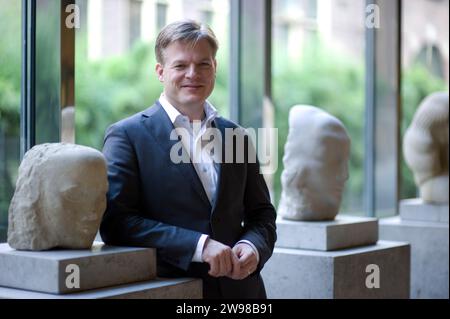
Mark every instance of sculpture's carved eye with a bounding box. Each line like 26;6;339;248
60;185;86;203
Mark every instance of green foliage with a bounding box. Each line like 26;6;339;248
75;42;162;149
0;0;21;136
75;40;230;150
0;0;21;238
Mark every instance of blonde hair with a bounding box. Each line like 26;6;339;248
155;20;219;64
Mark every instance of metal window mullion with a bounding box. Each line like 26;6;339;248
364;0;376;217
364;0;401;217
264;0;272;101
21;0;36;159
230;0;242;123
396;0;402;214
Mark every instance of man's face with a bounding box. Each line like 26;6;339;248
156;39;217;109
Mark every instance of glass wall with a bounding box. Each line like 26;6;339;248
3;0;448;243
272;0;366;215
400;0;449;200
75;0;230;150
35;0;62;145
0;0;21;241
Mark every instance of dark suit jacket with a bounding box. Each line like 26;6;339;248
100;101;277;299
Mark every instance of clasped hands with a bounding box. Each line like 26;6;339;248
201;238;258;280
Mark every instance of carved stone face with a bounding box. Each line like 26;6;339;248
278;105;351;221
403;91;449;204
8;143;108;250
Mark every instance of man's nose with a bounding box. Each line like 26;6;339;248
186;65;199;78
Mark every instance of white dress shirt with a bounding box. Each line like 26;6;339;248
159;94;259;264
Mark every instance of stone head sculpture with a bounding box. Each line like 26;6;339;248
403;91;449;204
8;143;108;250
278;105;351;221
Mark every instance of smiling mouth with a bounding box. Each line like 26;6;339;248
182;85;203;89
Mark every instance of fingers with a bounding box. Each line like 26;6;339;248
202;240;259;279
229;251;242;280
208;250;232;277
222;249;232;276
229;243;258;279
202;239;233;277
207;254;220;277
232;244;244;259
233;243;255;266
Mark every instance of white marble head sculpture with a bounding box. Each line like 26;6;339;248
8;143;108;250
278;105;351;221
403;91;449;204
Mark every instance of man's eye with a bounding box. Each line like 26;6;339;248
174;65;185;69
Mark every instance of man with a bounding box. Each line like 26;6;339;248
100;20;276;299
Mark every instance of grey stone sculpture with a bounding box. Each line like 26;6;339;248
8;143;108;250
278;105;351;221
403;91;449;204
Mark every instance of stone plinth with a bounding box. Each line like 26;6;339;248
276;215;378;251
0;278;202;299
261;241;410;299
399;198;449;223
0;242;156;294
380;214;449;299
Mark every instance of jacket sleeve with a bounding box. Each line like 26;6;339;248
239;135;277;272
99;123;202;271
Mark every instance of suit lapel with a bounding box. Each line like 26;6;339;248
142;102;212;209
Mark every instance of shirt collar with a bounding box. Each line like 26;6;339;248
159;93;218;126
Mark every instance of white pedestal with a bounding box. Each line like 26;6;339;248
0;242;203;299
380;201;449;299
399;198;449;223
0;278;202;299
262;241;410;298
276;216;378;251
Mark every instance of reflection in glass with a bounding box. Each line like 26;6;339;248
130;0;143;47
35;0;61;144
272;0;365;215
0;0;21;241
76;0;230;151
157;2;168;31
400;0;449;201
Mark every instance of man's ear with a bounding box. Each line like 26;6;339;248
155;63;164;82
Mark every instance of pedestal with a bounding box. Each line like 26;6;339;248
399;198;449;223
380;199;449;299
262;215;410;298
262;241;410;298
0;242;202;299
0;278;202;299
276;215;378;251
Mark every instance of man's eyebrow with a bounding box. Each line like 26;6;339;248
171;60;187;65
170;58;212;65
